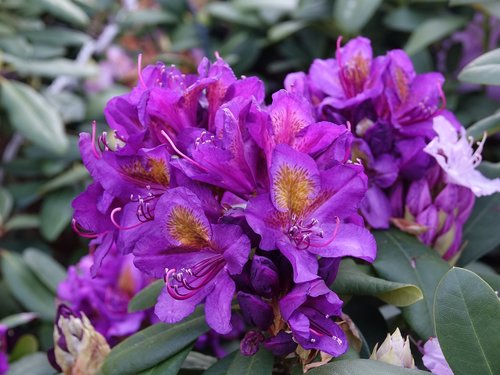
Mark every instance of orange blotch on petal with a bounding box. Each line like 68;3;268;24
166;206;211;248
273;164;317;215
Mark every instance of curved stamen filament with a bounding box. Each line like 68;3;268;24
137;54;146;89
160;130;209;172
71;219;110;238
91;121;101;159
110;207;146;231
164;255;225;300
312;216;341;248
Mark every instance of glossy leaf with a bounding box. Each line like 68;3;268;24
137;345;192;375
307;359;429;374
373;230;450;339
332;260;423;307
0;79;68;155
38;0;89;26
405;16;466;56
39;189;74;241
0;187;13;226
334;0;382;34
99;311;209;375
7;352;56;375
435;268;500;375
467;111;500;140
3;54;98;78
0;312;38;329
203;351;237;375
23;248;66;294
9;334;39;361
38;164;88;195
459;48;500;85
0;251;55;321
226;348;274;375
268;20;307;42
458;194;500;266
128;279;163;313
4;214;40;232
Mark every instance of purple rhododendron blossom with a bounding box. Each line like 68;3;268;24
57;250;150;343
279;279;348;357
422;337;454;375
0;325;7;375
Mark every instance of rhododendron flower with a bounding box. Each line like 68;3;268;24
246;144;376;282
0;325;7;375
424;115;500;196
279;279;348;357
135;187;250;334
422;337;454;375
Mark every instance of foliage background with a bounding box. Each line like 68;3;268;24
0;0;499;374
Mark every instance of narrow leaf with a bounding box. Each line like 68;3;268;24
128;279;163;313
0;79;68;155
39;189;74;241
7;352;56;375
0;312;38;329
334;0;382;34
23;248;66;294
38;0;89;26
137;345;191;375
467;111;500;140
307;359;430;374
459;48;500;85
226;348;274;375
435;268;500;375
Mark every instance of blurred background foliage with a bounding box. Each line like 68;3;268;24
1;0;500;371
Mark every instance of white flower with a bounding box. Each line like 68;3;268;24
370;328;415;368
424;116;500;197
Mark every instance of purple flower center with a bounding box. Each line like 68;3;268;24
164;255;225;300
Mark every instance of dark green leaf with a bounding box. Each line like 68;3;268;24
334;0;382;34
405;16;466;56
226;348;274;375
0;187;13;226
458;194;500;266
38;0;89;26
23;248;66;294
449;0;495;5
467;111;500;140
478;161;500;179
21;28;90;46
203;351;237;375
118;9;177;27
39;189;74;241
435;268;500;375
128;279;163;313
38;164;88;195
373;230;450;339
206;3;262;28
3;54;98;78
4;214;40;231
7;352;55;375
0;312;38;329
100;311;209;375
0;79;68;155
332;259;423;307
268;20;307;42
0;251;55;321
9;334;39;361
137;345;191;375
307;359;430;374
384;7;428;32
459;48;500;85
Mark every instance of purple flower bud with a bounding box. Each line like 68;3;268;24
250;256;279;297
264;331;297;357
240;331;265;356
237;292;273;331
0;325;8;375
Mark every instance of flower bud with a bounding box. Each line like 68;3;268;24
370;328;415;369
52;305;110;375
237;292;273;330
240;331;264;356
250;256;279;298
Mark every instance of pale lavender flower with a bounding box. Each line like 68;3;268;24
424;116;500;196
422;337;454;375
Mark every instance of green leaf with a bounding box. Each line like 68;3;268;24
206;3;262;28
404;16;466;56
4;214;40;231
234;0;299;11
39;189;74;241
118;9;177;26
137;345;191;375
0;251;55;321
334;0;382;34
478;161;500;179
3;54;98;78
268;20;307;42
383;7;428;32
226;348;274;375
307;359;430;374
9;334;39;362
459;48;500;85
7;352;56;375
128;279;163;313
449;0;495;5
458;194;500;266
435;268;500;375
332;259;423;307
99;312;209;375
0;79;68;155
21;27;90;46
0;312;38;329
466;111;500;140
203;351;237;375
38;164;88;195
373;230;450;339
23;248;66;294
0;187;13;226
38;0;89;26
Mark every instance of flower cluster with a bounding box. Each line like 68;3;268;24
285;36;500;259
70;54;376;361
